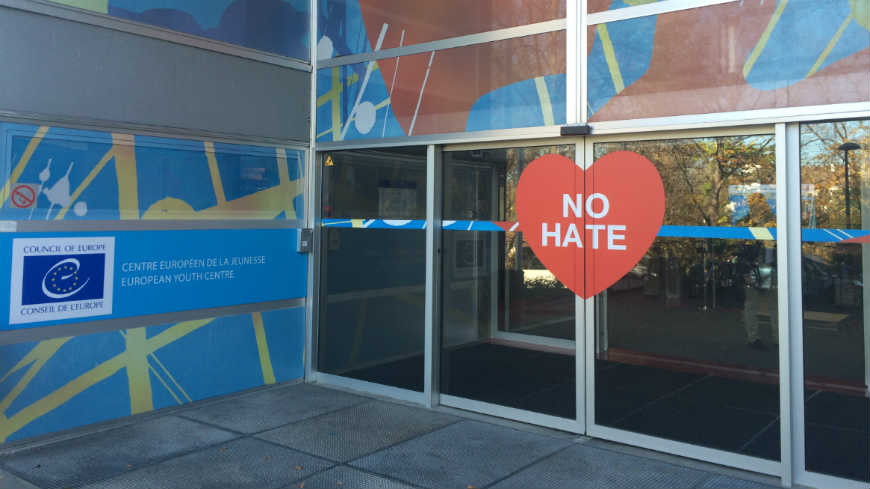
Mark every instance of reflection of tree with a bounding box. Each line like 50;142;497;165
801;120;870;229
658;136;772;227
503;145;575;273
801;120;870;266
596;135;776;271
741;193;776;228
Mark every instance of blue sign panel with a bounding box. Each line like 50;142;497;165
22;254;106;305
1;228;306;330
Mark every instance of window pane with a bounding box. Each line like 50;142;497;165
799;120;870;482
444;145;574;221
318;0;566;58
594;135;776;227
318;147;428;392
441;229;575;417
441;144;576;418
1;124;305;221
316;33;566;142
588;1;869;121
319;228;426;391
593;135;781;460
322;147;426;219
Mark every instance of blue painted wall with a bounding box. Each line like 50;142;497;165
0;122;308;443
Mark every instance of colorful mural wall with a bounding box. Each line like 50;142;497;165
0;122;308;442
0;307;305;442
316;0;870;142
0;123;304;222
587;0;870;120
48;0;311;60
317;0;565;57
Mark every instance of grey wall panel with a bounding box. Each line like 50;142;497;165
0;6;309;142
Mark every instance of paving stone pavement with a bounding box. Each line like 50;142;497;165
0;382;782;489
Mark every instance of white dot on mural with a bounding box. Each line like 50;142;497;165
355;101;376;134
73;201;88;217
317;36;334;60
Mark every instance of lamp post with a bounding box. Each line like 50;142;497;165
838;142;861;229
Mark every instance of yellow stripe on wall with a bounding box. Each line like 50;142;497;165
252;313;276;385
806;15;853;78
743;0;789;78
596;24;625;94
124;328;154;414
534;77;556;126
204;142;227;206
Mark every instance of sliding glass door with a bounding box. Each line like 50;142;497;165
585;128;783;476
438;143;582;430
796;119;869;485
317;147;428;396
313;122;870;487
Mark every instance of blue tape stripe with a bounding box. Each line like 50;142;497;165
801;228;869;243
443;220;509;232
658;225;772;240
321;218;426;229
323;219;870;243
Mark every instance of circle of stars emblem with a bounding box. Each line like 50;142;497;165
48;262;79;294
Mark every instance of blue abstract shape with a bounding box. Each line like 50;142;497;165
466;74;566;132
151;314;264;405
745;0;869;90
0;343;31;386
8;370;130;442
1;126;120;221
0;307;306;442
605;0;660;9
261;307;306;382
109;0;310;60
212;142;280;203
5;332;125;419
316;63;404;142
587;15;657;117
134;136;217;215
317;0;371;58
109;0;236;28
286;150;305;181
292;195;305;219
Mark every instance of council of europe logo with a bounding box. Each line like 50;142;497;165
9;237;114;325
21;254;105;304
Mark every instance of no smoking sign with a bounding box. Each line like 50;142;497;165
10;184;39;209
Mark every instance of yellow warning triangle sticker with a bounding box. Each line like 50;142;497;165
324;155;335;167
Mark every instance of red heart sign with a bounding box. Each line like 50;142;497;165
516;152;665;299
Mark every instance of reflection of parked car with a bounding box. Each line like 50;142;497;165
801;254;865;308
802;255;833;300
611;264;646;291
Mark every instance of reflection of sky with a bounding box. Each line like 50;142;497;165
800;121;870;166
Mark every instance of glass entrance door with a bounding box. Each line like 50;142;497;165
585;129;783;476
796;119;869;485
438;143;582;430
